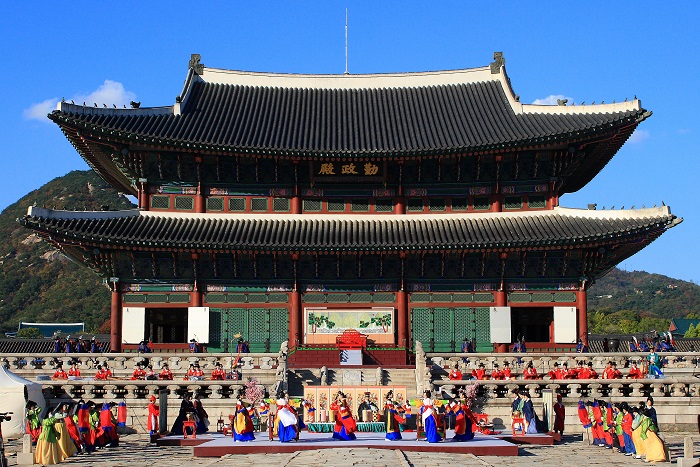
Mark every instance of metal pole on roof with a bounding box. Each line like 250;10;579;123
345;8;349;75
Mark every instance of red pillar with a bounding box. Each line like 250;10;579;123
494;290;508;353
396;290;408;348
289;290;302;348
291;196;301;214
138;180;149;210
395;197;406;214
191;289;202;307
194;184;205;213
577;288;588;345
491;196;502;212
110;287;122;353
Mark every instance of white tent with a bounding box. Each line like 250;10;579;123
0;367;46;438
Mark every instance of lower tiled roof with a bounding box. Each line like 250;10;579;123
20;206;680;252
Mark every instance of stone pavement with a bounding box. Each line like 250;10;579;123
3;433;698;466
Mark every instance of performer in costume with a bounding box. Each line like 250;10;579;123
68;362;81;378
274;397;298;442
25;400;41;444
521;392;539;434
330;393;357;441
621;404;636;456
258;400;270;430
98;402;119;447
34;412;68;465
553;394;565;435
420;398;442;443
232;398;255;441
147;395;159;438
639;408;666;462
590;400;605;446
170;393;195;435
631;407;646;459
383;396;406;441
523;362;538;379
577;400;592;444
159;363;174;380
612;403;625;453
53;404;78;460
357;392;378;421
627;361;643;379
62;403;83;454
193;392;209;433
76;400;95;453
447;400;474;441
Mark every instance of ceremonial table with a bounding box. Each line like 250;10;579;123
306;422;385;433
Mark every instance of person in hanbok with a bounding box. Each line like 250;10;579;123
76;400;95;453
521;392;539;434
630;407;647;459
53;404;78;460
420;398;442;443
62;403;82;453
193;392;209;433
97;402;119;447
25;400;41;444
170;393;195;435
34;412;68;465
384;399;406;441
447;400;474;441
639;408;666;462
330;392;357;441
147;395;159;440
274;397;298;442
233;397;255;441
553;394;565;435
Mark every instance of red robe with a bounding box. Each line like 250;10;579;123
148;402;159;432
553;402;565;432
330;401;357;434
523;367;538;379
63;414;82;449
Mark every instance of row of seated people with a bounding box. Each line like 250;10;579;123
447;360;646;381
51;361;239;381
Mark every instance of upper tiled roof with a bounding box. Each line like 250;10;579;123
21;206;680;252
48;57;648;158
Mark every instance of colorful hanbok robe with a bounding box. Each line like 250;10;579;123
233;404;255;441
330;401;357;441
420;399;442;443
384;404;406;441
274;400;298;443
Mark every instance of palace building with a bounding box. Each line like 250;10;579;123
21;53;680;364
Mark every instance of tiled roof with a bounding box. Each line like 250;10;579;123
49;65;647;158
21;206;680;252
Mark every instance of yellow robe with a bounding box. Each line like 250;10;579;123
631;425;646;457
55;420;78;459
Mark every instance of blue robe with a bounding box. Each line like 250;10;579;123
421;408;442;443
522;400;538;434
233;408;255;442
452;408;474;441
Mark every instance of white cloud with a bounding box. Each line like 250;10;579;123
23;80;137;123
627;129;650;144
531;94;574;105
23;98;59;122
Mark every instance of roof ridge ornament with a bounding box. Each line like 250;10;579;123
189;54;204;75
490;52;505;74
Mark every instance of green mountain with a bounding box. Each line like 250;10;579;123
0;170;134;333
587;268;700;334
1;169;698;336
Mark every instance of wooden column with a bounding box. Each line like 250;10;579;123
494;290;508;353
491;196;502;212
289;290;302;348
395;198;406;214
110;285;122;353
577;288;588;345
291;196;302;214
194;184;205;213
138;179;149;210
396;290;408;348
191;288;202;307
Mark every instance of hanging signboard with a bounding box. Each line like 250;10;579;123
310;161;385;182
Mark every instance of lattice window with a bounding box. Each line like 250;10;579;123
268;293;289;303
251;198;269;212
229;198;246;211
302;294;326;303
150;195;170;210
248;308;269;352
553;292;577;302
303;199;322;212
433;308;454;352
169;294;191;303
145;294;169;303
504;196;522;210
428;198;446;211
453;293;473;303
174;196;195;210
530;292;554;303
475;307;491;351
453;308;472;344
208;308;224;351
410;308;432;349
269;308;288;351
509;293;532;303
410;293;431;303
123;294;146;304
407;198;424;212
432;293;452;303
372;293;395;303
205;294;227;304
327;294;349;303
327;199;346;212
351;198;370;212
248;293;268;303
206;197;224;211
451;197;468;211
227;294;247;304
273;198;290;212
374;198;394;212
528;195;546;209
348;293;372;303
473;293;494;302
473;197;490;210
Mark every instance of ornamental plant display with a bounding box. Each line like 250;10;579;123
244;377;265;405
308;312;336;333
358;313;392;332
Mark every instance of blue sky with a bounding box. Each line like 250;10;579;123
1;2;698;282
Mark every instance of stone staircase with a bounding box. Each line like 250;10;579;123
287;367;418;397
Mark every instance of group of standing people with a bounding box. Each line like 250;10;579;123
26;399;121;465
52;336;101;353
578;397;665;462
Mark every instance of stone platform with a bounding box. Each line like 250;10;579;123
156;431;519;457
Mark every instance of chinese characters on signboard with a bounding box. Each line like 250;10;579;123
312;161;383;181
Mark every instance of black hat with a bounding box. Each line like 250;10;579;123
553;362;560;366
503;361;510;366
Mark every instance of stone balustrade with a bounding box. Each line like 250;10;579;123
426;352;700;375
0;352;282;379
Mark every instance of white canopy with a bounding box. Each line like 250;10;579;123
0;367;46;438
